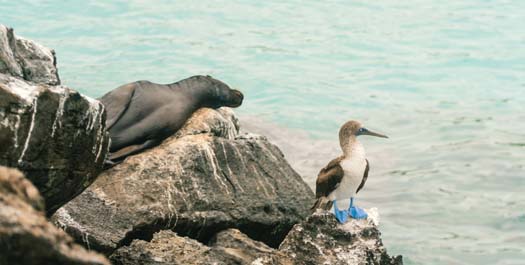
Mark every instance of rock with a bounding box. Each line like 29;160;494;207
110;212;403;265
0;166;110;265
53;108;314;254
110;229;292;265
0;25;110;215
276;211;403;265
0;25;60;85
109;230;235;265
0;164;44;212
209;229;293;264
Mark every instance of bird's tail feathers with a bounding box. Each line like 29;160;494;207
311;196;333;212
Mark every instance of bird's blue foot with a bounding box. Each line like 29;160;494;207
349;206;368;219
348;197;367;219
333;201;349;223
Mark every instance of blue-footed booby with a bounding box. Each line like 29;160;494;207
312;120;388;223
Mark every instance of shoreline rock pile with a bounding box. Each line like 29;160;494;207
0;24;403;265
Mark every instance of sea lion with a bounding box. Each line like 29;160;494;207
98;75;243;164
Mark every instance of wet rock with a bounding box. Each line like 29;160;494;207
276;210;403;265
0;166;109;265
0;25;110;215
53;108;314;254
0;25;59;85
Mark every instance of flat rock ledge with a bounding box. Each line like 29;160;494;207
0;166;109;265
0;24;110;215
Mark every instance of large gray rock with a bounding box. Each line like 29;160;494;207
0;166;109;265
0;25;110;215
53;108;314;254
0;25;60;85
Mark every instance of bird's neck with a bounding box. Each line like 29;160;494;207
340;137;365;159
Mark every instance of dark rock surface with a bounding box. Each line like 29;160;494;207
0;166;109;265
0;24;110;215
53;108;314;254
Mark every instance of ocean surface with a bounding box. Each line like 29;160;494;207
3;1;525;264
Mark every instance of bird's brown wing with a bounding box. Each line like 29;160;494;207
356;159;369;194
315;156;344;198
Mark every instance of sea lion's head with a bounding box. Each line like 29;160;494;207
204;76;244;108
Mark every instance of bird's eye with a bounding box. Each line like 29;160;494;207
359;128;364;132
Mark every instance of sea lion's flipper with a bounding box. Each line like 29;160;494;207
108;138;162;162
103;159;122;170
98;83;137;130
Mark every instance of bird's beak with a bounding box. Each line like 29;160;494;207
360;128;388;138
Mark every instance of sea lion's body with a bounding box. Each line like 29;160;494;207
99;75;243;163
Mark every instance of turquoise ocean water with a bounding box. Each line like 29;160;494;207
2;1;525;264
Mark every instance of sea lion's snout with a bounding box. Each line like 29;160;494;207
228;89;244;108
